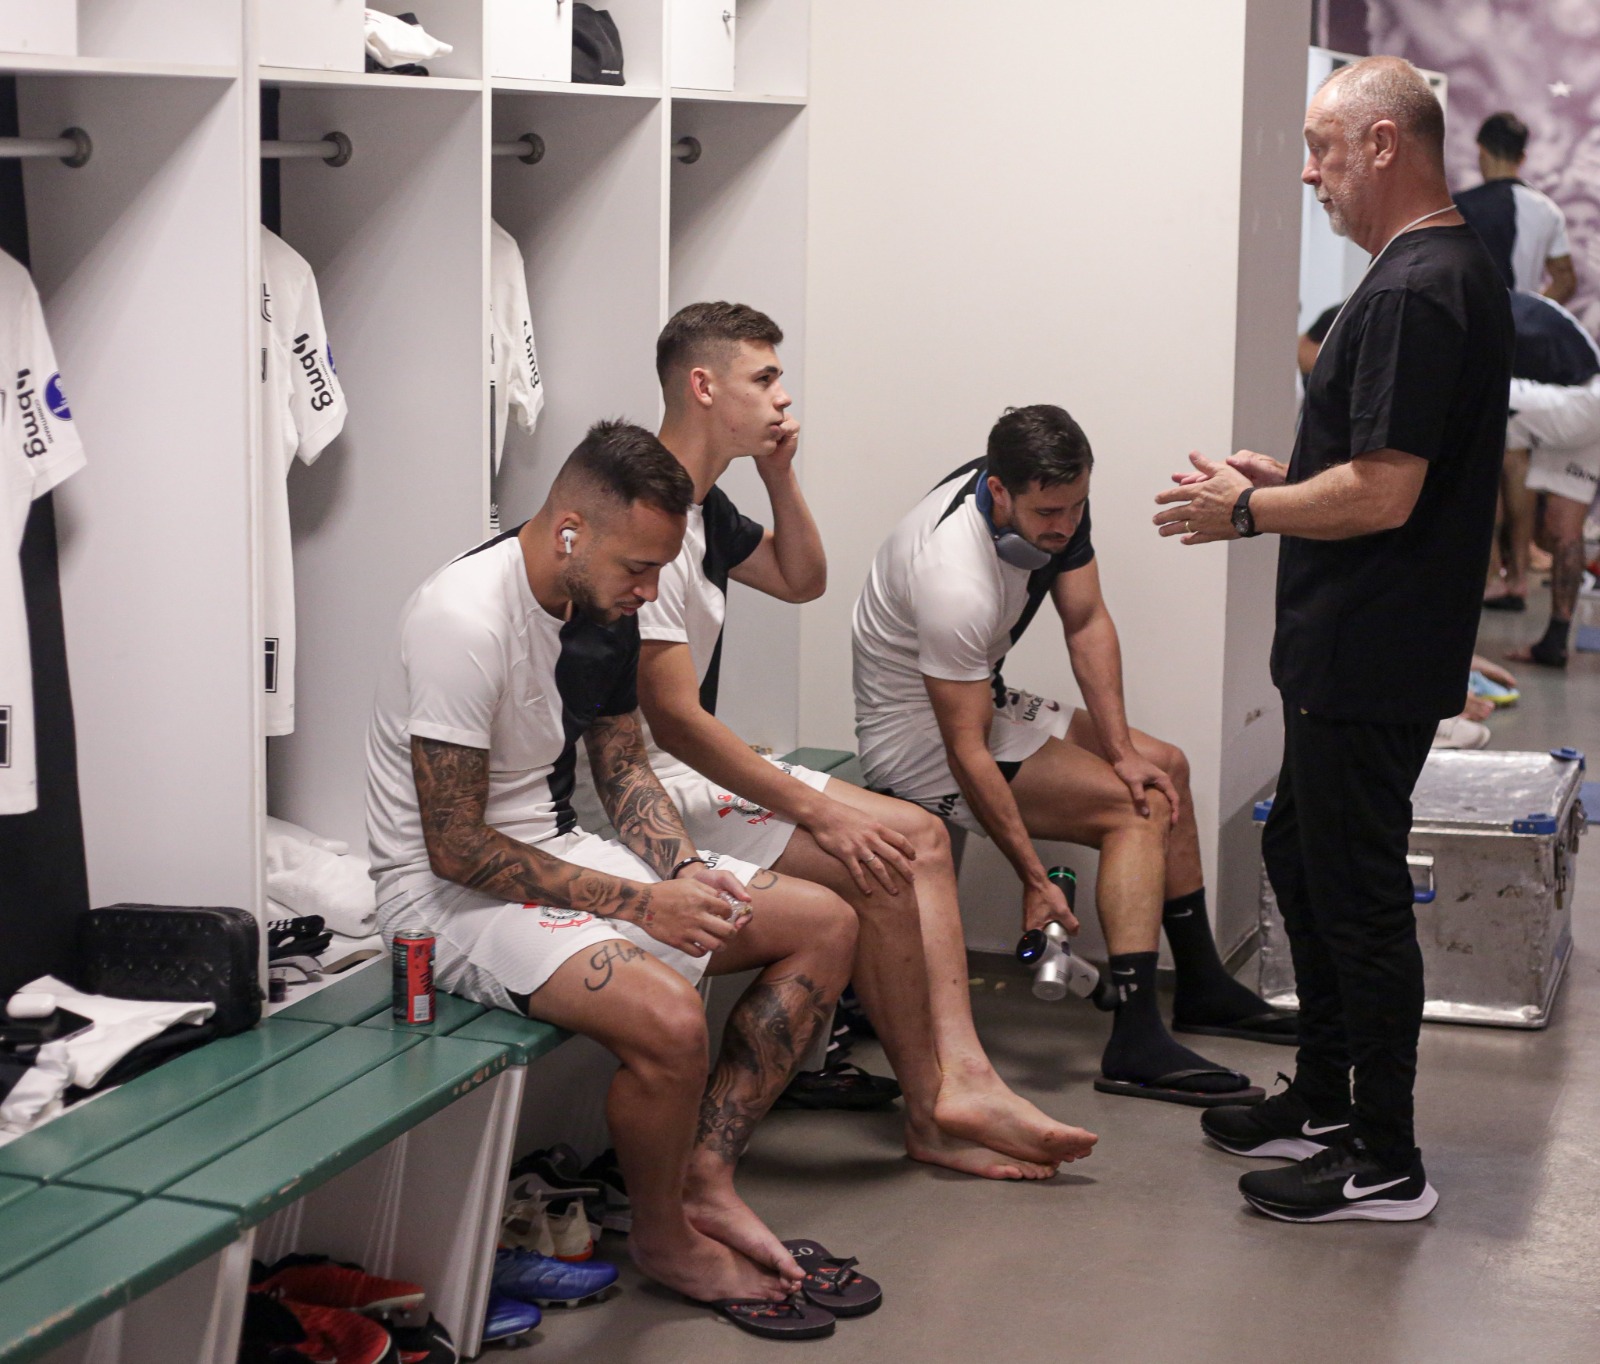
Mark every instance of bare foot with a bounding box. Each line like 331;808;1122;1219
630;1221;789;1303
684;1172;803;1290
905;1117;1059;1180
934;1076;1098;1166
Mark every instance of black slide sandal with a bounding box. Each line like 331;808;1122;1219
1173;1010;1299;1046
774;1063;902;1111
688;1295;837;1340
1095;1069;1265;1109
781;1240;883;1318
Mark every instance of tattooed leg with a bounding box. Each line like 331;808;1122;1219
683;874;856;1277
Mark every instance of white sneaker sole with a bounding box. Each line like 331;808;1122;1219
1245;1182;1439;1223
1207;1135;1328;1161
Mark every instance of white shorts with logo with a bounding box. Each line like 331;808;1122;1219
375;829;760;1014
866;687;1072;835
656;756;832;869
1509;375;1600;506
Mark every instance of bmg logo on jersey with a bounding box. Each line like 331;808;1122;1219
16;367;66;458
292;332;337;411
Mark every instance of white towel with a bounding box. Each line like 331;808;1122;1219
265;832;378;938
0;976;215;1134
265;815;348;857
364;9;453;66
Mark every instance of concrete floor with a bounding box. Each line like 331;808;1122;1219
505;598;1600;1363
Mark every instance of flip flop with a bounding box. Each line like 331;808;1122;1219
1482;595;1526;612
1172;1010;1299;1047
688;1295;836;1340
781;1239;883;1318
773;1063;902;1112
1094;1069;1265;1109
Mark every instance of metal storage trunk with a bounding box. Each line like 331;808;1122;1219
1256;748;1586;1029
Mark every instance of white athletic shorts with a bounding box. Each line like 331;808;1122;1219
656;756;832;869
1508;375;1600;506
375;829;761;1013
869;687;1072;835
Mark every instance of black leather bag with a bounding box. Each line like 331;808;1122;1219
79;905;264;1036
573;5;625;85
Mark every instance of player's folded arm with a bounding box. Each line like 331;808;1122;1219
584;709;697;878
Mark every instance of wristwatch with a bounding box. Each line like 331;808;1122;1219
1231;487;1259;538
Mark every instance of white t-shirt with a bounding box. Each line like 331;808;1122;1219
851;459;1093;798
0;251;86;815
489;221;543;474
1508;184;1571;296
365;531;640;903
260;228;347;737
636;487;765;783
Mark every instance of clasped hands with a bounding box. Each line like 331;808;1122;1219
1152;450;1287;544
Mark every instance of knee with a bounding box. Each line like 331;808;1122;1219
627;983;709;1080
900;803;952;863
802;882;861;958
1164;744;1192;790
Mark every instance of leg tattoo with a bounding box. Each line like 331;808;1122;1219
695;973;832;1163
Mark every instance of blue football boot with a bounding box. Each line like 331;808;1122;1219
482;1293;541;1346
492;1247;619;1306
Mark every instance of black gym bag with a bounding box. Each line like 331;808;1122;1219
573;5;625;85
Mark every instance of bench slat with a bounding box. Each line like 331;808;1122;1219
162;1036;510;1224
0;1198;237;1364
357;989;485;1036
0;1176;38;1216
450;1009;569;1065
0;1019;333;1185
275;959;393;1026
0;1184;135;1281
61;1027;423;1198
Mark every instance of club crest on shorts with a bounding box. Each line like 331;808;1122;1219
715;791;774;825
528;906;592;932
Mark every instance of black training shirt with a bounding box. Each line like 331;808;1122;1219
1272;225;1513;723
1510;292;1600;387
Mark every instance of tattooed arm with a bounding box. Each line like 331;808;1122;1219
411;734;747;956
584;709;697;879
411;735;651;920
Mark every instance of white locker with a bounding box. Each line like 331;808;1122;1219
259;0;365;73
490;0;573;82
0;2;76;55
672;0;735;91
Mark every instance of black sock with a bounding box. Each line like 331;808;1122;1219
1100;951;1241;1094
1163;889;1272;1023
1540;616;1571;653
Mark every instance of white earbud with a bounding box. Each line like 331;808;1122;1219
561;528;576;555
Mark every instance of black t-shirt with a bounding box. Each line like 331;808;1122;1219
1453;180;1519;290
1510;291;1600;386
1272;225;1513;723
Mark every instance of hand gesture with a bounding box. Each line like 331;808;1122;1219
630;872;752;956
807;797;918;896
1023;877;1080;936
759;415;801;476
1153;452;1251;543
1227;449;1289;488
1112;754;1181;825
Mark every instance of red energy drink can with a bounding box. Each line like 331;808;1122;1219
393;931;435;1024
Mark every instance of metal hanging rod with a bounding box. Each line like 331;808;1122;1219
0;128;91;168
260;132;353;167
492;133;545;165
673;136;701;164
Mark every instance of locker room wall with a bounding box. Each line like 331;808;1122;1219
797;0;1309;954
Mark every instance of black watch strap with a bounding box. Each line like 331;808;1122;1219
1233;487;1258;538
669;855;709;880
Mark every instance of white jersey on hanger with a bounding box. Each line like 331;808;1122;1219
489;221;543;474
0;250;86;815
260;227;347;737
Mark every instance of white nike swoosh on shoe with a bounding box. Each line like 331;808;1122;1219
1302;1121;1348;1136
1343;1174;1409;1199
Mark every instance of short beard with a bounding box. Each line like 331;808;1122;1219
560;561;612;624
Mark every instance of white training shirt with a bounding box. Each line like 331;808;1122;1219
636;487;765;783
851;459;1092;799
1508;184;1571;295
0;250;86;815
260;228;347;737
489;221;543;474
365;530;640;904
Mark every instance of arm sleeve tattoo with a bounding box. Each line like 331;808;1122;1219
584;710;697;879
409;735;656;923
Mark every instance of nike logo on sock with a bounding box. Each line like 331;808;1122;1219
1167;909;1194;918
1343;1175;1409;1199
1302;1120;1349;1137
1112;969;1135;977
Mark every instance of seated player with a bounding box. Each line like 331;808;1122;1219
634;302;1096;1181
852;404;1294;1109
1500;291;1600;668
365;421;858;1306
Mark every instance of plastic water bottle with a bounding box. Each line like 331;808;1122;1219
1015;867;1100;1001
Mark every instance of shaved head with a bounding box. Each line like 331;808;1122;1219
1319;56;1445;170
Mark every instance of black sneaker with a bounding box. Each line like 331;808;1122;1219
1238;1138;1438;1223
1201;1077;1350;1159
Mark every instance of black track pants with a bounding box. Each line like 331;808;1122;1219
1262;702;1435;1159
